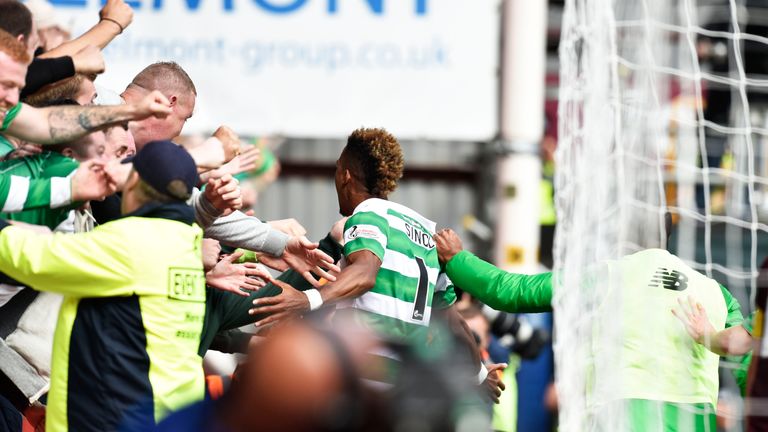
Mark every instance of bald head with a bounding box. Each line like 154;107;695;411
122;62;196;148
128;61;196;100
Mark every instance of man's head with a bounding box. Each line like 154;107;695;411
121;62;196;149
0;0;38;56
104;125;135;159
0;29;30;116
335;127;404;216
120;140;198;214
25;74;98;107
43;100;110;162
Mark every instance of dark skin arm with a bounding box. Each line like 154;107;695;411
250;249;381;327
438;306;507;403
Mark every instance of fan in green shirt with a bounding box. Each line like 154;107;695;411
0;126;110;230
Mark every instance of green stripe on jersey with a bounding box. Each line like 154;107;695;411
344;237;385;261
370;267;434;306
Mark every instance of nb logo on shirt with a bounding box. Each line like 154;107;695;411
649;267;689;291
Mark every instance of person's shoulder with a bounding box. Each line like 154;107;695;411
363;198;437;233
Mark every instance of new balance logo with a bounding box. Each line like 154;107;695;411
649;268;689;291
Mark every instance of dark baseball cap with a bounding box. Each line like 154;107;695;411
122;140;198;201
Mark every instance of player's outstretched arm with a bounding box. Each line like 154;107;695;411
250;249;380;327
435;305;508;404
435;229;553;313
672;296;752;356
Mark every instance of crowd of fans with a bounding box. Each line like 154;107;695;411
0;1;764;431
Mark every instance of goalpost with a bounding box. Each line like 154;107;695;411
555;0;764;429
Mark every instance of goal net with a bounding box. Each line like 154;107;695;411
555;0;763;430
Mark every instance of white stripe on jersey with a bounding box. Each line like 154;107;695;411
341;290;432;327
3;175;30;212
381;248;439;281
50;175;73;209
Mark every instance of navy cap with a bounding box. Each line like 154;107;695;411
123;140;198;201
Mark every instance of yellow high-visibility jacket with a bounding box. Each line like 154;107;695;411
0;202;206;432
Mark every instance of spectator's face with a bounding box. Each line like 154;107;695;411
0;52;27;115
122;88;195;149
105;126;136;159
71;131;109;163
75;78;97;106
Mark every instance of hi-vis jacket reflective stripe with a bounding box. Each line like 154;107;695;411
0;203;205;432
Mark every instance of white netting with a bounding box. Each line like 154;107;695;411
555;0;764;430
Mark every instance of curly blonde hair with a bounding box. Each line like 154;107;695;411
344;127;404;198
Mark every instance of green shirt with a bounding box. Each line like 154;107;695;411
446;249;743;408
340;198;451;342
0;135;14;158
0;104;21;157
0;151;79;229
0;103;21;132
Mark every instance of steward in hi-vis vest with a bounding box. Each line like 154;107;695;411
0;141;206;432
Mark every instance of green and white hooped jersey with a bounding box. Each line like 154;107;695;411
340;198;453;341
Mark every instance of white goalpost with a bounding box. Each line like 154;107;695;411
555;0;765;430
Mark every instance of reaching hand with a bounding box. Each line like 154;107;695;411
434;228;464;264
482;363;508;404
249;279;310;326
206;252;274;297
199;145;261;182
267;218;307;237
133;91;171;120
72;45;105;75
212;126;241;163
282;236;340;287
100;0;134;31
672;296;716;347
329;217;348;244
4;142;42;160
203;174;242;216
71;160;116;202
104;159;132;192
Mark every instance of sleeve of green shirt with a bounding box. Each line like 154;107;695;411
445;250;553;313
719;284;744;328
343;211;388;261
0;103;22;132
0;220;134;296
0;174;73;213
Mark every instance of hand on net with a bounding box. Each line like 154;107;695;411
671;296;716;347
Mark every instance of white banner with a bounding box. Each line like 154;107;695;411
50;0;500;140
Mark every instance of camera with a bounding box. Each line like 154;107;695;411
482;305;549;359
